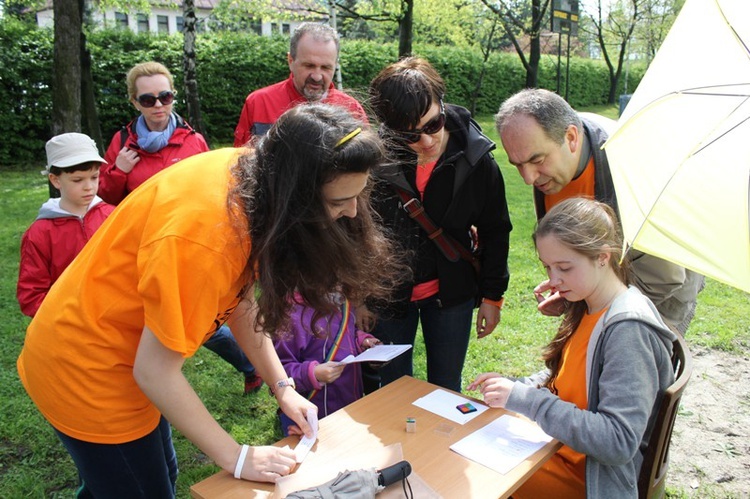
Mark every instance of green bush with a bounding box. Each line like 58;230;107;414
0;19;644;162
0;18;53;165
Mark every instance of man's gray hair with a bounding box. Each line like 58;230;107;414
495;89;582;144
289;22;340;59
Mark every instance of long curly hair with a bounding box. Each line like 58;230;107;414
532;197;629;391
229;103;404;337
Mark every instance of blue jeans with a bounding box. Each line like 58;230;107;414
373;297;474;392
54;416;177;498
203;325;256;378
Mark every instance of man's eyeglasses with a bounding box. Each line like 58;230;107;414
136;91;175;108
395;100;446;144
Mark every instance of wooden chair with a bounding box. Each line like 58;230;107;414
638;333;693;498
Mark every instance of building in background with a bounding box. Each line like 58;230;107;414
33;0;318;36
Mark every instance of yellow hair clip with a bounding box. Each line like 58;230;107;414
335;127;362;148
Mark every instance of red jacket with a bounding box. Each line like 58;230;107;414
99;113;209;205
17;198;115;317
233;75;368;147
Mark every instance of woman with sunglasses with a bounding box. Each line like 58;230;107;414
99;61;209;205
363;57;512;393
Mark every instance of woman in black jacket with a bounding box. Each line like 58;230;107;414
360;57;512;392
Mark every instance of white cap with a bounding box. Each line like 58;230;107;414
45;133;106;170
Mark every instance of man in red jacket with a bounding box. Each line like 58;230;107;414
233;22;367;146
17;133;115;317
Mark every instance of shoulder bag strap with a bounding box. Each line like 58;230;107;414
392;186;476;266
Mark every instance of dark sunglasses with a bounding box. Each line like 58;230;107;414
136;90;175;108
396;101;446;144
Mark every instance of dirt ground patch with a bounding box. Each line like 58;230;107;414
667;347;750;497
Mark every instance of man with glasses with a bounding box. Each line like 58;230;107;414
495;88;703;334
361;57;512;393
233;23;367;147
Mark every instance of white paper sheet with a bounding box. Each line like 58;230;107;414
294;408;319;463
338;344;412;364
449;414;553;474
411;388;488;425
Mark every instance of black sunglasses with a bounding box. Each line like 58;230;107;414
396;101;446;144
136;90;175;108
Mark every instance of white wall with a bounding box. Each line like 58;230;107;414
37;7;307;37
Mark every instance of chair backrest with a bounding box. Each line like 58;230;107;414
638;333;693;498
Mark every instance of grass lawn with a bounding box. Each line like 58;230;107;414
1;107;748;497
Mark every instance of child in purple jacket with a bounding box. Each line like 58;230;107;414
274;294;381;435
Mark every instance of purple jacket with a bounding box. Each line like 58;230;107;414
274;302;374;417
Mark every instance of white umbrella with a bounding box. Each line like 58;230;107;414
604;0;750;293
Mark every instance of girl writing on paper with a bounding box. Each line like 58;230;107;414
17;104;400;497
468;197;676;498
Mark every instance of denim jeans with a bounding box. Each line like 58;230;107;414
373;296;474;393
203;325;256;378
54;416;177;498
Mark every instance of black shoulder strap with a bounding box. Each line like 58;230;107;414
119;126;129;149
452;118;492;198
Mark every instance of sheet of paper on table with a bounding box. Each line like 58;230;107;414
411;388;489;425
449;414;553;475
338;344;412;364
294;408;319;463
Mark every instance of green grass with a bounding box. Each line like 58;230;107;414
1;108;748;497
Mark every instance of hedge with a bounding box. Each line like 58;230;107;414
0;18;645;164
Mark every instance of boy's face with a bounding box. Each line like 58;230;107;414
49;164;102;211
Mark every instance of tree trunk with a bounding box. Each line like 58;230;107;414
398;0;414;59
50;0;82;196
81;34;104;153
470;19;497;116
52;0;81;136
525;0;541;87
182;0;208;143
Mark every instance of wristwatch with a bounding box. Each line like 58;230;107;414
270;377;296;395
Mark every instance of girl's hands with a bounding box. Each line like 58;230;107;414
534;279;567;316
236;445;297;482
467;372;514;408
314;361;345;384
360;337;382;350
275;389;316;438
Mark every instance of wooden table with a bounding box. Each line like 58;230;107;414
191;376;561;499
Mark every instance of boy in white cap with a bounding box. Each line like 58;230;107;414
17;133;115;317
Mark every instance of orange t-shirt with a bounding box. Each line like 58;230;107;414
544;156;596;213
411;160;439;301
513;308;607;499
17;148;251;444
